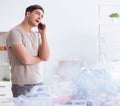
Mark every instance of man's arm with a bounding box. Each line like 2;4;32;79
11;43;42;65
38;23;50;61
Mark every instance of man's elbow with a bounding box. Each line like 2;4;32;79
21;58;31;65
40;55;50;61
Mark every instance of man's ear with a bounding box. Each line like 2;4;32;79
26;12;31;17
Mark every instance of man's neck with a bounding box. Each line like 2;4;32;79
20;20;32;33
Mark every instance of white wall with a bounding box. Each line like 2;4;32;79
0;0;100;64
0;0;100;83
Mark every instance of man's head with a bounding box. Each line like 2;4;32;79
25;4;44;16
24;4;44;27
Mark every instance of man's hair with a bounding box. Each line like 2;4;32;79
25;4;44;15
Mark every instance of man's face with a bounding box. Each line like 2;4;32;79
27;9;44;27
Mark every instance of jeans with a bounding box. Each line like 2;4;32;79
12;83;43;97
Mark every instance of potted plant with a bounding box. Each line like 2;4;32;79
109;12;120;23
109;13;119;18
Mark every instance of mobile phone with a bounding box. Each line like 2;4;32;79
38;23;43;30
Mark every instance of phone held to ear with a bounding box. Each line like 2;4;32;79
38;23;43;30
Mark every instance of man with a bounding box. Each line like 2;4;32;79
6;4;50;97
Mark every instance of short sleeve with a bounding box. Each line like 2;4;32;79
6;29;22;48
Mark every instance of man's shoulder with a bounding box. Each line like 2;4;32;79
9;25;19;32
7;25;23;39
8;25;23;35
